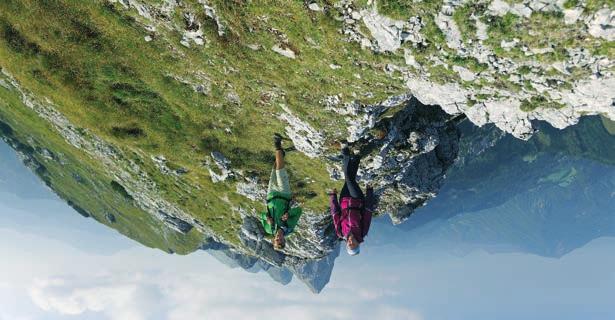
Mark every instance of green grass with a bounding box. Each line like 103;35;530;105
563;0;579;9
453;3;485;42
0;79;203;254
427;64;459;84
376;0;443;20
584;0;615;12
450;56;489;73
1;0;612;251
520;95;565;112
0;0;412;248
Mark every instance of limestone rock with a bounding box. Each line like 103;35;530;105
488;0;532;17
564;8;583;25
199;0;227;37
587;8;615;41
226;90;241;105
308;3;322;12
236;177;267;201
436;10;463;50
453;65;477;82
361;7;425;52
180;12;205;47
206;151;234;183
327;93;460;224
278;104;325;158
272;45;296;59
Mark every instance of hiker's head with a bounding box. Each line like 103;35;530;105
346;234;360;256
273;228;286;250
281;211;289;222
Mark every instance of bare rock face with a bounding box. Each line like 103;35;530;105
272;45;297;59
159;211;194;234
336;0;426;52
333;96;461;224
342;1;615;140
361;7;426;52
237;215;340;293
588;8;615;41
278;104;325;158
206;151;234;183
4;0;612;292
201;94;461;282
214;94;462;288
202;219;339;292
236;176;267;201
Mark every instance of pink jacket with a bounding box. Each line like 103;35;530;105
329;191;374;243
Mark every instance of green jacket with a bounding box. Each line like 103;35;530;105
260;191;302;235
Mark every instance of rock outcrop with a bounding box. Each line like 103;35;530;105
237;215;340;293
279;104;325;159
1;0;613;292
335;0;615;140
326;94;461;224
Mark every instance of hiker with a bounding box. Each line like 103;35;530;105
329;142;374;256
260;134;302;251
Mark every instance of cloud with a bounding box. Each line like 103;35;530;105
28;276;167;320
374;306;423;320
27;271;422;320
0;282;37;320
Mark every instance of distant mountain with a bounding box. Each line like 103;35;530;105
372;116;615;258
1;0;613;291
0;140;54;201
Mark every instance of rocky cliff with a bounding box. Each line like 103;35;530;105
0;0;612;291
103;0;614;139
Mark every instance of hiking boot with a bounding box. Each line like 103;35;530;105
340;139;350;156
273;133;284;150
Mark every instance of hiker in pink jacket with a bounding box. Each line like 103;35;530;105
329;142;374;256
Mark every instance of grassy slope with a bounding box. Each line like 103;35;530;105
2;0;611;249
0;79;203;254
0;0;407;246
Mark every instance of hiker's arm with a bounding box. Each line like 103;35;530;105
362;208;372;238
365;185;375;212
329;192;341;216
264;210;274;226
260;211;274;235
329;192;343;238
285;208;302;233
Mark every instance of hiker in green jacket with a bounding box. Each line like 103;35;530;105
260;134;302;251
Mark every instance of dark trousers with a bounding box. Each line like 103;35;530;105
340;152;364;199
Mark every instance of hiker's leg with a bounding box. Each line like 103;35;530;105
342;149;360;180
342;148;352;180
271;135;287;193
346;175;364;199
275;149;285;170
345;156;364;199
342;146;364;199
340;182;351;199
276;166;291;195
267;167;277;194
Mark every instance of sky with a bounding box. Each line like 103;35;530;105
1;141;615;320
